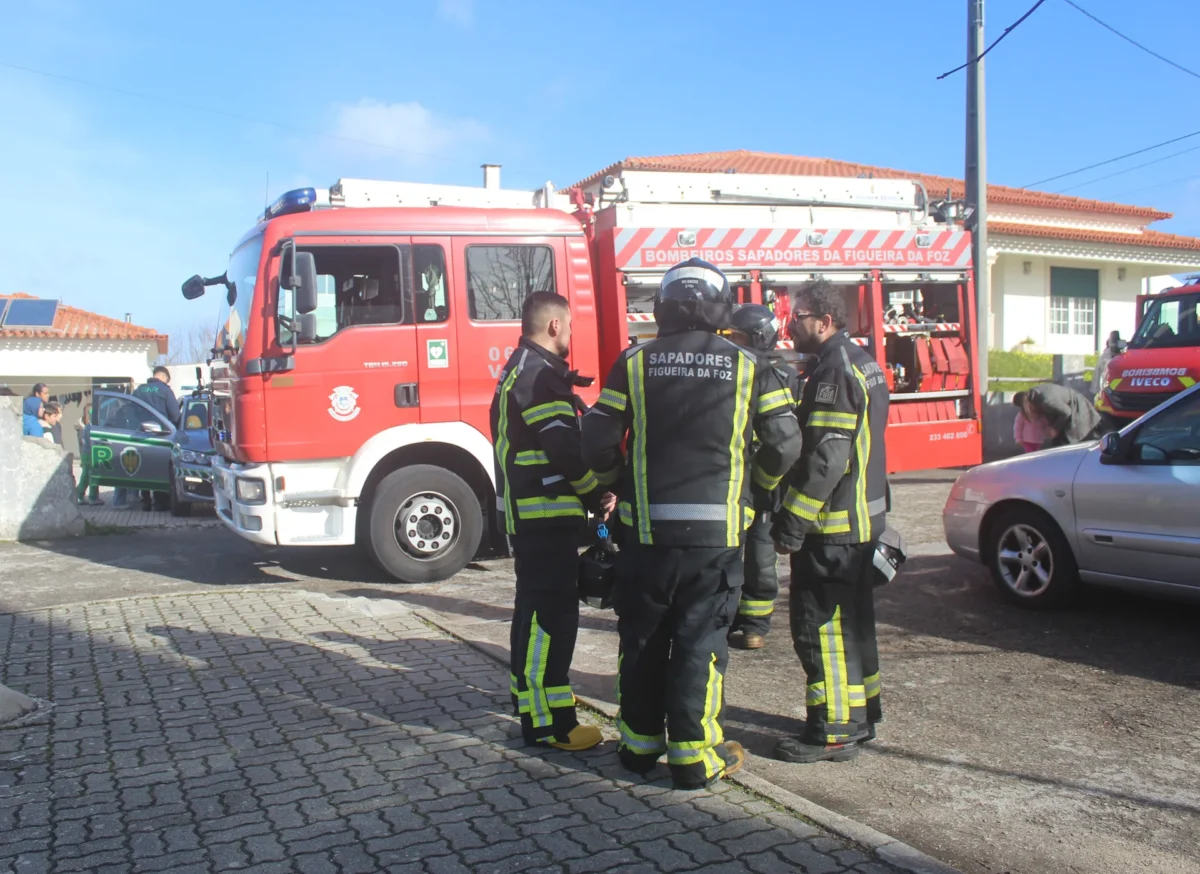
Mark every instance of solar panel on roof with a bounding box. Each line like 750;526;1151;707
0;299;9;323
1;298;59;328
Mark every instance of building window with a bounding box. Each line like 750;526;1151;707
1050;296;1095;336
1049;266;1099;341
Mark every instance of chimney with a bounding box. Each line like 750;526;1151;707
124;313;132;323
482;164;501;190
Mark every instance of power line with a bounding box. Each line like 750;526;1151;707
1061;0;1200;82
1054;143;1200;193
1112;172;1200;200
938;0;1049;80
1023;127;1200;187
0;59;541;181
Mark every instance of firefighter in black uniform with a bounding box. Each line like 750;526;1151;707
726;304;803;650
582;259;803;789
771;280;890;764
490;291;616;752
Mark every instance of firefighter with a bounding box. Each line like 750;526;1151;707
582;259;803;790
771;280;890;764
490;291;616;752
726;304;802;650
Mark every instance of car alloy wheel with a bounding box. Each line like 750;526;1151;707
996;523;1054;598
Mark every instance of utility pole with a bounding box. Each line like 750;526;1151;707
965;0;990;404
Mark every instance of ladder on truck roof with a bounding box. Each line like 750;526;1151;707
329;178;573;211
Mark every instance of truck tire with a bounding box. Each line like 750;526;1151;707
367;465;482;584
985;505;1079;610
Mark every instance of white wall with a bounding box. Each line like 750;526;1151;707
0;338;159;386
990;255;1146;354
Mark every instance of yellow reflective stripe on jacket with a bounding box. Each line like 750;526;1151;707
756;387;793;415
738;599;774;617
744;506;755;530
752;464;783;492
782;487;824;521
808;410;858;429
522;400;575;426
596;466;620;486
618;719;666;755
598;387;628;411
524;612;552;728
569;470;601;495
851;366;871;537
617;500;634;528
495;367;521;535
514;450;549;466
724;353;754;548
627;350;653;545
515;496;585;519
814;509;851;534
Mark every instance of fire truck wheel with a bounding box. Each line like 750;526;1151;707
986;505;1080;610
368;465;482;584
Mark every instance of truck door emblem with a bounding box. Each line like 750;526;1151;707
328;386;361;422
120;446;142;476
427;339;449;370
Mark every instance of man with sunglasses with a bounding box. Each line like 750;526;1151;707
771;281;890;764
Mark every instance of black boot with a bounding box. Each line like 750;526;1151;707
773;736;861;764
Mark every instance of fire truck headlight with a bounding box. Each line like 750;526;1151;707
236;478;266;504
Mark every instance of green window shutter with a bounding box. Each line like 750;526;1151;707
1050;267;1099;301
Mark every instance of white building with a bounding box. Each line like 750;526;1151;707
0;293;168;455
572;151;1200;354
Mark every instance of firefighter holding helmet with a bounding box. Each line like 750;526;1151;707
771;280;890;764
725;304;803;650
582;258;802;790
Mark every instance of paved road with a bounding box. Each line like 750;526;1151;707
3;471;1198;874
1;590;900;874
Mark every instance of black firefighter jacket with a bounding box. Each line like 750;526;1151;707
772;332;890;550
490;338;612;536
580;330;803;548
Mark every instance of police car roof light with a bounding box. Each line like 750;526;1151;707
262;187;317;222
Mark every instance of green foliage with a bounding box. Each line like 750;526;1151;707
987;349;1098;393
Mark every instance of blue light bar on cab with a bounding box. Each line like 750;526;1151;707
262;187;317;222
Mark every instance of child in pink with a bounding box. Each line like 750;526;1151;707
1012;391;1048;452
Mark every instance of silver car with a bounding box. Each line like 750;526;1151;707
943;384;1200;608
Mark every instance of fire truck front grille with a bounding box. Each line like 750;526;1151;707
1108;390;1175;413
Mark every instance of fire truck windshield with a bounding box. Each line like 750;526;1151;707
215;234;264;358
1129;290;1200;350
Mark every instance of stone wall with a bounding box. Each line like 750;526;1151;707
0;397;86;541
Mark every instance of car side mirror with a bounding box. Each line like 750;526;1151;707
1098;431;1123;464
140;421;169;436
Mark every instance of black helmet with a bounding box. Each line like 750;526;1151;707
871;527;907;588
730;304;779;352
578;523;617;609
654;258;734;334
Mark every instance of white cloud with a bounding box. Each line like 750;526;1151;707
330;98;488;163
437;0;474;26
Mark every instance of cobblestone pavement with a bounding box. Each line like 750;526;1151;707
0;590;904;874
77;483;221;531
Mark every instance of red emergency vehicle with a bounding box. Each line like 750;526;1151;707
1094;278;1200;424
185;170;982;583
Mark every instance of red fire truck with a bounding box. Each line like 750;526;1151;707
184;170;981;582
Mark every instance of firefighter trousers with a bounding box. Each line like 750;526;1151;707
509;534;581;745
732;511;779;636
614;541;742;788
788;540;881;746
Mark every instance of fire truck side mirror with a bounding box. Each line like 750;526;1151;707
182;275;206;300
293;252;319;315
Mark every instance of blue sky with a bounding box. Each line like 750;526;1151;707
2;0;1197;347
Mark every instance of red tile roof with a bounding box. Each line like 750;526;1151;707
0;293;169;354
991;221;1200;253
573;150;1173;221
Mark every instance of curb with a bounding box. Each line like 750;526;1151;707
408;605;963;874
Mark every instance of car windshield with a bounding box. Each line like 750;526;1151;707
1129;291;1200;350
215;234;264;357
181;399;210;430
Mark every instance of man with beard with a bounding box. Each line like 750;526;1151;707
490;291;615;752
771;280;890;764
